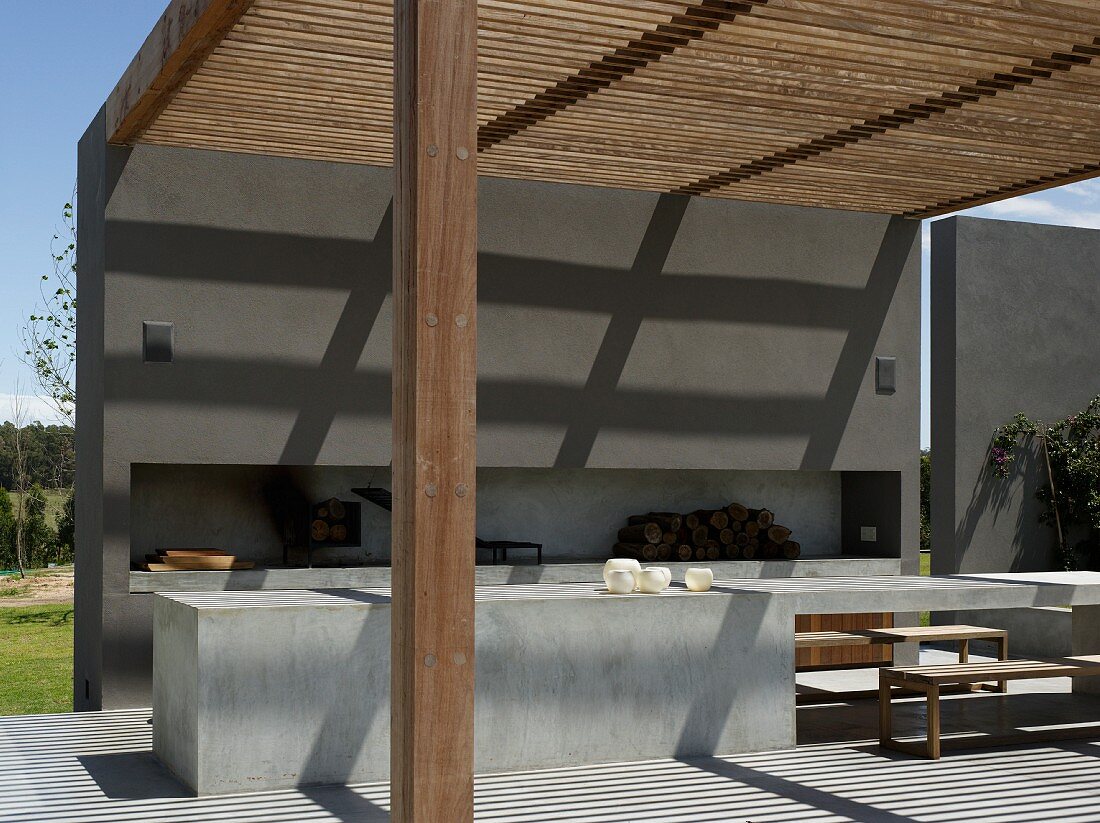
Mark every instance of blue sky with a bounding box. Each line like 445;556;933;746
1;2;1098;449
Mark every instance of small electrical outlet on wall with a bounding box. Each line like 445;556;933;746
860;526;878;542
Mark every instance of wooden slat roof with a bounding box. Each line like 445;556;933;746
107;0;1100;217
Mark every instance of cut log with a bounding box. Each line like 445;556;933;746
627;515;649;526
656;543;671;561
735;532;750;547
717;528;735;545
708;510;729;530
641;543;658;561
612;542;648;559
767;525;792;545
723;544;740;560
662;532;678;546
727;502;749;522
691;526;709;547
648;513;682;532
742;542;757;560
729;519;742;533
705;541;720;561
783;540;802;559
676;544;693;561
761;540;781;559
756;508;775;528
685;512;702;530
311;520;330;541
328;498;346;520
618;523;662;544
330;524;348;542
745;521;760;538
694;546;707;561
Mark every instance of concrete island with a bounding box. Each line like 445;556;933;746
155;572;1100;795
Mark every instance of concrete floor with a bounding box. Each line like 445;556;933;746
5;651;1100;822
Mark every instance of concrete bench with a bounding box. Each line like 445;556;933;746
879;655;1100;759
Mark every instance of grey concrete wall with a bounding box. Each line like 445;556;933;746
74;110;107;712
78;135;921;708
954;607;1072;658
931;217;1100;575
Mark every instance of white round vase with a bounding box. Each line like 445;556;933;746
639;567;670;594
605;569;637;595
685;568;714;592
603;558;641;590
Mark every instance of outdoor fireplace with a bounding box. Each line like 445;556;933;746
129;463;901;570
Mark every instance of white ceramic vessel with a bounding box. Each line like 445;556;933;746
684;567;714;592
603;558;641;590
605;569;637;595
645;566;672;588
639;567;670;594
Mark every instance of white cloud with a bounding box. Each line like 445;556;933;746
0;394;69;425
1061;178;1100;200
960;191;1100;231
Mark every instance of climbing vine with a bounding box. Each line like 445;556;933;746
990;395;1100;571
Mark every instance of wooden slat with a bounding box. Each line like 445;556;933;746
885;655;1100;685
106;0;255;143
477;0;765;151
391;0;478;819
112;0;1100;217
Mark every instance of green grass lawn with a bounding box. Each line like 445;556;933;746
0;604;73;715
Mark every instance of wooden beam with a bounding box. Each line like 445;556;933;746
391;0;478;819
477;0;765;152
106;0;253;144
907;163;1100;219
674;34;1100;209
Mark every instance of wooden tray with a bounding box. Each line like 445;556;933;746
159;555;239;570
141;560;255;572
157;549;227;557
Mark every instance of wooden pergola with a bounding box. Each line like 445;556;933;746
105;1;1100;819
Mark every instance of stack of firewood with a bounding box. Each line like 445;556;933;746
612;503;801;562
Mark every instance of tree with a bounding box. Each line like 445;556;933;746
9;388;29;578
22;485;54;568
991;395;1100;571
0;488;15;571
0;422;75;490
55;489;74;564
20;197;76;425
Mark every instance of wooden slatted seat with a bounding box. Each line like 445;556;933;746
796;625;1007;679
795;624;1007;651
880;655;1100;759
795;625;1009;704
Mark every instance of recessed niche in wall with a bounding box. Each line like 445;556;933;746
130;464;900;567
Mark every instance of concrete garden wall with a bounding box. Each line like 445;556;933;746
931;217;1100;575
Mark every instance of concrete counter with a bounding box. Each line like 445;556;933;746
130;555;900;593
153;572;1100;794
154;584;785;794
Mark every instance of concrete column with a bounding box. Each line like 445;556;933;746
1072;605;1100;693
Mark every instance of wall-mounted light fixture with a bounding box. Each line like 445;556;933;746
875;356;896;394
143;321;174;363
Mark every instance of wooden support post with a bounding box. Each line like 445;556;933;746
391;0;478;819
926;684;941;760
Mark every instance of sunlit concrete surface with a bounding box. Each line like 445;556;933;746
7;655;1100;823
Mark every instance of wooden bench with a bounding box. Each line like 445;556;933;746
880;655;1100;759
795;625;1009;700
